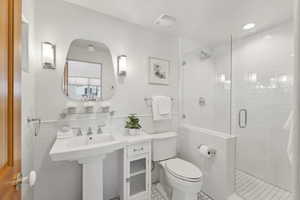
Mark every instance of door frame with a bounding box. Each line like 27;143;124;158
0;0;22;199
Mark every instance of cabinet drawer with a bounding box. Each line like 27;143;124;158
127;143;149;156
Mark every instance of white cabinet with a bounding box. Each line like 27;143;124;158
123;142;151;200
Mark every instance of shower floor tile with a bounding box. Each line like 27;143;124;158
235;170;292;200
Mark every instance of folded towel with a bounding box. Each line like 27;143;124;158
158;96;171;115
152;96;172;121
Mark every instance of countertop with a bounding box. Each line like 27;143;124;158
114;131;153;145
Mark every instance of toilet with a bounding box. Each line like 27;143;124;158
151;132;203;200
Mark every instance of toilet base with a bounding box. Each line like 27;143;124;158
172;189;198;200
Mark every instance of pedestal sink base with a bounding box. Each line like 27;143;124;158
50;134;124;200
79;155;106;200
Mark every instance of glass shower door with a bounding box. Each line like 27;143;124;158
232;22;294;199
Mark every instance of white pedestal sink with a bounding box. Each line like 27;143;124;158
50;134;124;200
79;155;106;200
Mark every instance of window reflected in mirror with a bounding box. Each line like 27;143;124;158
64;60;102;101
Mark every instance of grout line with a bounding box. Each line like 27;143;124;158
235;170;291;200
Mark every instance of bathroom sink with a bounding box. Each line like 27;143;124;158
50;133;125;200
50;134;124;162
49;131;153;200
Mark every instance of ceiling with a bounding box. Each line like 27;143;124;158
71;39;110;52
63;0;293;47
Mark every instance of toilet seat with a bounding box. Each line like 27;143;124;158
164;158;202;182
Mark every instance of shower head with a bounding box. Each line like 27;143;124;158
199;50;211;60
184;48;211;60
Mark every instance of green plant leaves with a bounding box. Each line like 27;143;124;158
125;114;142;129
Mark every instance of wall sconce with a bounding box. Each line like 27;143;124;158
42;42;56;69
117;55;127;76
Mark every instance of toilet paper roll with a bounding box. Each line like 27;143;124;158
198;145;216;158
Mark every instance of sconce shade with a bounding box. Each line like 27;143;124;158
118;55;127;76
42;42;56;69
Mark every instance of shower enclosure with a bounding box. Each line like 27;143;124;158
180;20;294;200
232;22;294;200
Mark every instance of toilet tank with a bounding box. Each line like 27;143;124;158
151;132;177;161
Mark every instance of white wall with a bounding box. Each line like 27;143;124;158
181;52;216;129
180;38;232;133
33;1;179;200
178;124;236;200
22;0;36;200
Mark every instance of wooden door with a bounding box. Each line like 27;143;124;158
0;0;22;199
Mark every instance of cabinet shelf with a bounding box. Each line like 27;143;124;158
130;169;146;177
130;158;146;174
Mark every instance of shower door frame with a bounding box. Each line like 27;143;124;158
230;11;299;200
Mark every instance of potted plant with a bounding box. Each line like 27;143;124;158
125;114;142;136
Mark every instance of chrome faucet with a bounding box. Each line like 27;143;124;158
87;127;93;136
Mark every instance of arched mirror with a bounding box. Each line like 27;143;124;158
63;39;116;101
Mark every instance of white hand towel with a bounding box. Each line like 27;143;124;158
158;96;171;115
284;110;295;165
152;96;172;121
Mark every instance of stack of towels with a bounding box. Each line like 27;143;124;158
152;96;172;121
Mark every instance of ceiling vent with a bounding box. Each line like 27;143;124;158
154;14;176;27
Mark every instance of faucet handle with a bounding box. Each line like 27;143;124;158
72;127;82;136
87;127;93;135
97;125;103;134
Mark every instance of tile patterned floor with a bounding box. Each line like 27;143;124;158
151;170;291;200
198;192;213;200
235;170;292;200
151;185;167;200
151;184;213;200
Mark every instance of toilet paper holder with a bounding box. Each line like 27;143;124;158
197;144;217;157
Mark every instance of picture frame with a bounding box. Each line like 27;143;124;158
148;57;170;85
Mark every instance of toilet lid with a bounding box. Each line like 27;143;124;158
165;158;202;181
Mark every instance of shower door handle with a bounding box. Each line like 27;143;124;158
238;109;247;128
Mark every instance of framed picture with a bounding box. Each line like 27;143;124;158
149;57;170;85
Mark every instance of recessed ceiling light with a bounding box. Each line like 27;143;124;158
243;23;256;30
